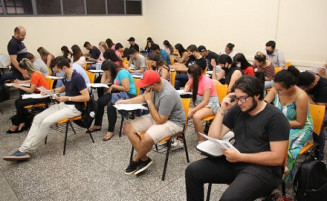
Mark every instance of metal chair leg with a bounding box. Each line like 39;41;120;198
119;117;124;137
162;138;172;181
87;130;95;143
45;136;48;144
182;133;190;162
130;147;134;162
206;183;212;201
63;122;69;155
69;122;76;134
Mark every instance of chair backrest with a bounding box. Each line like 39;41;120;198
147;60;152;70
275;66;283;74
170;56;175;65
309;104;326;135
215;84;228;105
83;63;88;71
286;61;291;68
203;66;208;75
133;78;141;95
123;60;129;70
86;71;96;83
48;67;52;76
46;77;54;89
170;71;176;87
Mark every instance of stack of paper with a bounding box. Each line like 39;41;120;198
22;93;50;99
46;76;64;80
5;83;30;87
87;83;109;88
113;104;148;111
37;86;57;99
176;90;192;95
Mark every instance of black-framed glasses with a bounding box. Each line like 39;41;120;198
233;95;250;103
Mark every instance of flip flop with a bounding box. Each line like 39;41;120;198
103;133;114;141
87;128;101;133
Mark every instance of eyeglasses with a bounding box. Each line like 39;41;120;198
232;95;250;103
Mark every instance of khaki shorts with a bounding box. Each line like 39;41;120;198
129;114;184;143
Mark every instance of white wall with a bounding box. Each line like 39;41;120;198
0;16;146;56
145;0;327;67
0;0;326;67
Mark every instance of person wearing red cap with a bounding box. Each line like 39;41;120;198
116;70;186;175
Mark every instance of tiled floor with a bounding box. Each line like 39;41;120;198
0;90;325;200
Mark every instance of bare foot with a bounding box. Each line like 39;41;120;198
9;125;18;132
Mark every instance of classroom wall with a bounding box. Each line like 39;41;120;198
145;0;327;68
0;16;147;57
0;0;326;68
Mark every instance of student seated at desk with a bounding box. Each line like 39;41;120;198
103;49;123;68
253;51;275;89
71;45;86;68
212;54;242;93
6;59;50;134
3;57;89;161
27;52;49;77
115;43;125;61
98;41;109;62
185;64;219;142
232;53;255;76
148;53;170;82
128;48;148;73
88;60;136;141
174;43;189;64
37;47;55;69
265;66;313;182
61;46;72;60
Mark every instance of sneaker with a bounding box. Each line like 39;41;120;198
3;150;30;161
125;160;139;175
171;138;184;150
134;157;153;175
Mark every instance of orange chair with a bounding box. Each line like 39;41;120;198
286;62;291;68
299;104;325;155
147;60;152;70
170;71;177;87
86;71;96;83
129;98;191;181
133;78;141;96
275;66;283;74
170;56;175;65
46;77;54;89
24;78;54;110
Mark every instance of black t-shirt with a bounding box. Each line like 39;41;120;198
308;76;327;103
130;43;140;52
223;103;290;173
185;56;207;70
205;50;220;71
7;36;28;75
63;70;87;112
223;66;242;85
90;46;101;59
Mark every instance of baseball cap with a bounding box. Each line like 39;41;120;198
135;70;161;88
198;45;207;52
127;37;135;42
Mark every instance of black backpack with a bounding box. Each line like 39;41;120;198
293;158;327;201
74;95;98;129
0;84;10;102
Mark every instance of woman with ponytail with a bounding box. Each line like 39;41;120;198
185;64;220;142
264;66;313;182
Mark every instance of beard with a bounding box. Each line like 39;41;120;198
243;98;258;113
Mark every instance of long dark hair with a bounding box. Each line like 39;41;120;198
163;40;174;54
103;49;121;62
101;60;119;81
61;46;72;59
106;38;114;48
148;53;169;71
174;43;186;56
233;53;251;70
274;65;300;89
188;64;202;104
71;45;83;62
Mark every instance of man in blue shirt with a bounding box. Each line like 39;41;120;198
84;41;101;60
151;44;171;65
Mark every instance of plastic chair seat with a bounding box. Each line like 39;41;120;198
299;142;313;155
202;116;215;122
24;103;47;109
57;116;82;124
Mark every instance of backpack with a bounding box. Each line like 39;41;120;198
0;84;10;102
293;157;327;201
74;95;98;129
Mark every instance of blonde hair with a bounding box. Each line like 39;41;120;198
19;58;39;75
37;47;51;58
99;41;109;50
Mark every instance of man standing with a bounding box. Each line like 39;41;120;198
185;76;290;201
297;71;327;160
83;41;101;60
266;40;286;68
198;45;219;71
4;57;90;161
117;70;185;175
0;26;29;84
127;37;139;52
151;44;171;65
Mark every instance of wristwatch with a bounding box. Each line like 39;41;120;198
68;97;72;101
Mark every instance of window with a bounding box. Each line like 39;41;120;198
126;0;141;15
86;0;106;15
36;0;61;15
62;0;85;15
107;0;124;14
4;0;33;15
0;0;142;16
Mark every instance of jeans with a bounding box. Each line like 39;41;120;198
19;103;81;152
175;73;188;90
0;72;24;84
313;112;327;160
185;157;282;201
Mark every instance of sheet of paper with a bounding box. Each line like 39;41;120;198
88;70;104;73
206;71;213;75
22;93;50;99
176;90;192;95
46;75;64;80
37;86;57;98
196;132;236;156
198;132;238;151
5;83;30;87
87;83;109;88
113;104;148;111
